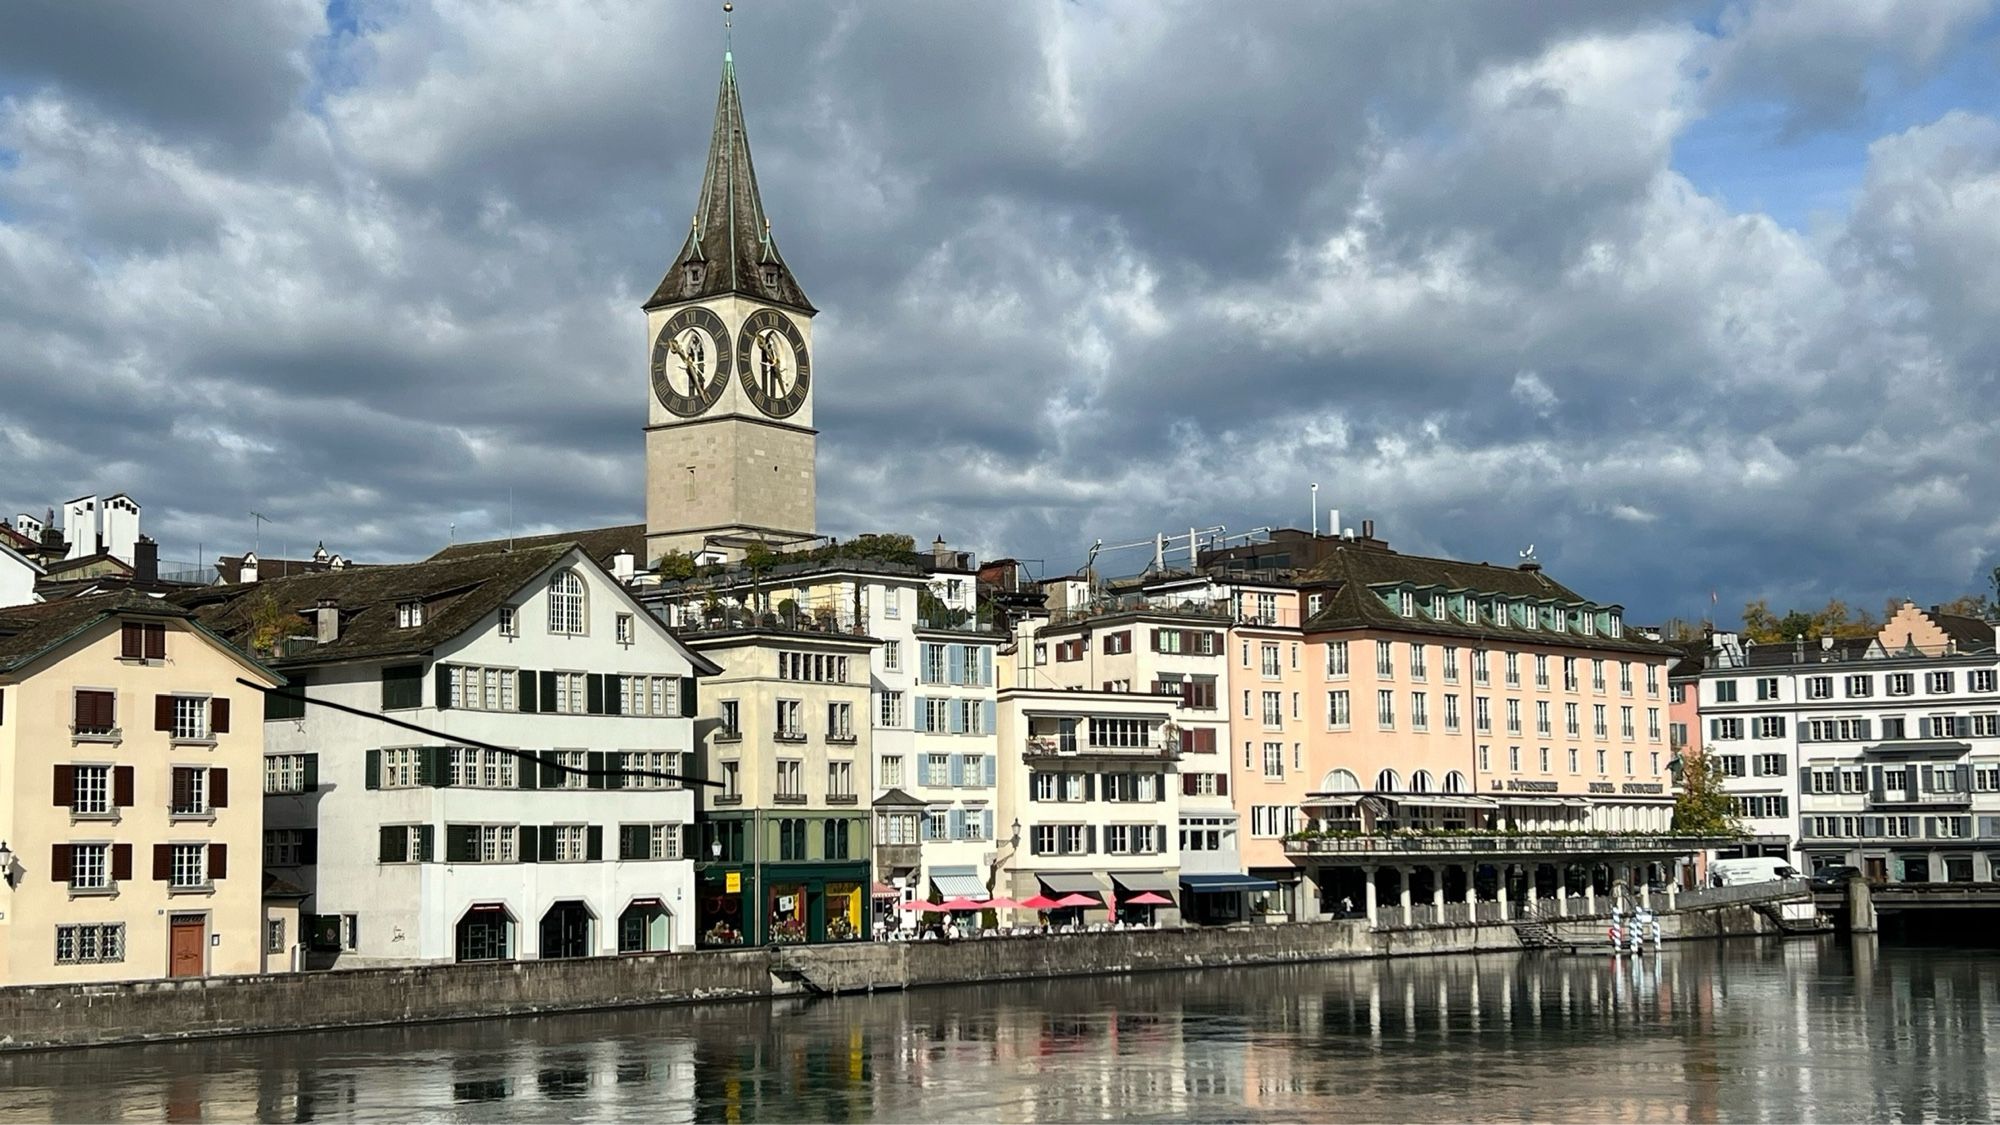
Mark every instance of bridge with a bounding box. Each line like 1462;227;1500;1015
1814;881;2000;915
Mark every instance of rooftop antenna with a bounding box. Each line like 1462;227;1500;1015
449;522;456;546
1310;483;1319;537
248;511;270;556
507;487;514;552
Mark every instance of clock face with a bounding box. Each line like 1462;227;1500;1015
735;308;811;419
650;307;733;417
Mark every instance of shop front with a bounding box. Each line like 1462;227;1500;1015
696;863;870;946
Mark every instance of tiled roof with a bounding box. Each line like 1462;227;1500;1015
430;524;645;569
1298;543;1670;657
180;544;576;667
1929;610;1996;653
0;589;266;677
215;554;350;584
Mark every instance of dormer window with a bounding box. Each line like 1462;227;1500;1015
396;601;424;629
681;262;705;294
761;265;780;289
1399;591;1415;618
1609;614;1622;638
1581;611;1595;636
1523;602;1537;630
1430;593;1445;619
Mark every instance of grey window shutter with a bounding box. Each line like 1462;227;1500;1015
416;825;434;862
586;826;603;862
604;677;623;715
379;825;405;863
539;756;563;789
538;671;557;713
587;751;607;790
586;674;605;715
365;748;381;789
539;826;558;860
983;755;996;787
302;755;320;791
518;671;537;713
680;675;696;717
619;825;641;860
434;665;452;710
518;825;539;863
445;825;476;863
517;752;540;789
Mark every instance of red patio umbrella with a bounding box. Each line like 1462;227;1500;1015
982;896;1021;910
1052;893;1100;908
1017;894;1061;910
898;899;942;912
1122;892;1173;906
937;896;987;912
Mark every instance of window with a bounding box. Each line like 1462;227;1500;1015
719;699;740;738
827;761;854;798
879;690;904;728
1561;658;1578;692
1475;696;1491;733
1506;699;1521;735
1621;706;1635;740
1263;743;1284;779
54;923;124;965
1261;691;1283;728
1411;691;1429;731
498;606;518;637
1536;700;1551;736
397;600;425;628
547;570;587;635
1444;694;1461;733
1326;641;1349;677
1400;591;1416;617
877;754;904;789
780;652;851;684
882;640;902;672
1538;747;1549;772
449;748;517;788
1377;690;1395;729
1973;670;1996;693
446;665;519;712
925;754;952;787
1887;673;1914;697
1478;745;1490;771
71;765;110;815
1715;680;1739;703
72;689;116;737
170;766;209;816
1261;644;1281;678
1754;716;1787;739
1088;718;1151;747
119;621;166;661
1733;795;1790;819
1568;748;1579;773
1623;750;1635;774
1806;676;1833;700
1443;647;1459;683
614;613;634;645
1593;704;1608;739
172;696;210;740
776;759;804;798
1474;650;1489;685
375;824;430;863
1566;702;1580;737
1715;754;1745;777
170;843;207;888
1927;671;1955;694
827;701;855;740
68;843;110;890
1845;674;1873;698
1648;708;1660;741
1593;661;1607;693
1411;644;1428;681
1376;642;1394;677
1619;664;1633;695
1597;749;1609;774
775;699;804;740
720;760;740;798
1534;655;1548;689
1505;652;1520;687
623;751;680;790
379;747;417;788
618;823;682;861
1327;690;1350;728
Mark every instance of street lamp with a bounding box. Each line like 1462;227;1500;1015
710;840;722;861
0;839;13;888
1009;819;1022;848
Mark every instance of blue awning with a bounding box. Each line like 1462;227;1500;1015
1180;873;1279;893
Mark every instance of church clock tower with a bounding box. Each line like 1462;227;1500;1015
644;49;817;563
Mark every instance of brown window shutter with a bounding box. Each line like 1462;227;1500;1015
111;844;132;882
153;844;172;881
71;692;87;729
113;765;134;807
209;768;229;809
1216;772;1228;797
53;764;74;808
1182;772;1196;796
155;694;175;732
96;690;116;730
51;844;72;884
171;768;193;811
209;843;228;880
121;622;144;659
143;623;166;660
210;697;230;734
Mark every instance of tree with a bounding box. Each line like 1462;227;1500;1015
655;550;698;581
1740;598;1879;643
1672;754;1742;836
1935;593;1993;620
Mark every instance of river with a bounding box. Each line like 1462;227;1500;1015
0;936;1993;1122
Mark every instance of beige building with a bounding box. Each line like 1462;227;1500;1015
0;591;282;984
680;615;875;947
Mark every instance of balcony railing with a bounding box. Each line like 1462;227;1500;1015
673;605;870;638
1023;736;1178;761
1283;833;1732;858
1046;596;1233;629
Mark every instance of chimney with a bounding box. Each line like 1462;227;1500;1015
610;549;636;583
1361;519;1374;540
932;535;952;567
314;598;340;644
133;536;158;583
240;552;259;584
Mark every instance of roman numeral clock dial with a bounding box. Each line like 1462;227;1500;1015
735;308;811;419
650;307;733;417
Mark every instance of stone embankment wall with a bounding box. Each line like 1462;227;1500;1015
0;902;1785;1052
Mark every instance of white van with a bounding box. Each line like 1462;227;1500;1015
1709;857;1799;886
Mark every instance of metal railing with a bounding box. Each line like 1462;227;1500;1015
1283;834;1729;857
1667;878;1809;910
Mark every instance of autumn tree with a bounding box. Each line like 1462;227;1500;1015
1672;754;1743;837
1740;598;1879;643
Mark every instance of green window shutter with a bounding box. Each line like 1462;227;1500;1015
608;752;626;790
539;756;563;789
364;748;381;790
302;755;320;791
539;826;558;861
586;674;605;715
416;825;435;862
586;826;603;862
419;746;450;787
587;751;607;790
381;663;423;710
518;671;538;713
680;675;697;717
517;752;540;789
538;671;557;713
618;825;641;860
379;825;407;863
518;825;539;863
604;677;623;716
445;825;476;863
434;664;452;710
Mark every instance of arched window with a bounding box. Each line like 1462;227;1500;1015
1322;768;1361;793
547;570;587;635
1410;770;1434;793
1374;768;1401;793
1443;770;1468;794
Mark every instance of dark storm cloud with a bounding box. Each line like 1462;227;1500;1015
3;0;1999;618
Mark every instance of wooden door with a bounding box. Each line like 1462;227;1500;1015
169;915;206;977
1864;857;1888;884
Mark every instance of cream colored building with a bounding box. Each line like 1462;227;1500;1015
0;591;281;984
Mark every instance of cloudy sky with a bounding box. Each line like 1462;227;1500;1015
3;0;1998;621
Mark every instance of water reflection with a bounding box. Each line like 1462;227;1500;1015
0;938;1993;1123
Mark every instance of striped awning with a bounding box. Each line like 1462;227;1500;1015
928;866;988;900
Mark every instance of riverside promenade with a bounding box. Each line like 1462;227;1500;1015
0;881;1807;1053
